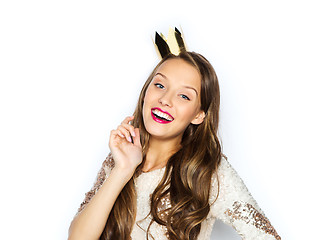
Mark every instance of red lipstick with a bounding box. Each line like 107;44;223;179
151;107;174;124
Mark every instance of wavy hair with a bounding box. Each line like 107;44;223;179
100;51;222;240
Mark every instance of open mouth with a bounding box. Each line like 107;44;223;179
151;108;174;123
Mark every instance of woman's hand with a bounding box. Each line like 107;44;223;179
109;116;142;177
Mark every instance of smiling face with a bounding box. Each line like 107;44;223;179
142;58;205;142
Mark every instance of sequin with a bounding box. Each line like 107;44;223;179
76;153;114;213
225;201;281;240
74;153;281;240
158;193;172;219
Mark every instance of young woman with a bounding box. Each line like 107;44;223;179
68;51;281;240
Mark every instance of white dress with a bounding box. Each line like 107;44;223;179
76;153;280;240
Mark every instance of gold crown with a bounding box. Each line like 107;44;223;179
154;27;187;59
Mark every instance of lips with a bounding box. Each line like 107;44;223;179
151;107;174;124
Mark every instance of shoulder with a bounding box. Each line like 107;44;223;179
212;153;240;188
209;153;253;211
209;154;264;217
217;153;244;187
218;152;231;173
214;153;257;204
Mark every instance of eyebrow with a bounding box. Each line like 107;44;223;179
155;73;199;96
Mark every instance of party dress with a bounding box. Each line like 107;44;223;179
76;153;281;240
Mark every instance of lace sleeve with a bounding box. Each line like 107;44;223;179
76;153;115;214
209;156;281;240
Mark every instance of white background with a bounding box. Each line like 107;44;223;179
1;0;328;239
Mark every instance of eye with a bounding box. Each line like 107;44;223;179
180;94;190;101
155;83;165;89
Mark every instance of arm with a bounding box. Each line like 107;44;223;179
68;116;142;240
68;159;133;240
209;156;281;240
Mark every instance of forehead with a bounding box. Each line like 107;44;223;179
154;59;201;90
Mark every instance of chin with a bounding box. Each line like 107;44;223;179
144;123;167;138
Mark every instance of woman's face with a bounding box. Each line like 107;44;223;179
142;58;205;142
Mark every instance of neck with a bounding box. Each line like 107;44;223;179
142;136;181;172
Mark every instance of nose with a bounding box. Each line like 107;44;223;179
158;91;173;107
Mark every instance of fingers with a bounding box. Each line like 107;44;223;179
121;123;136;137
111;116;136;143
109;129;123;148
110;129;125;140
121;115;134;125
132;128;141;147
117;125;133;143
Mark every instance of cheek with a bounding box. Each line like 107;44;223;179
144;87;160;107
143;88;153;104
179;104;201;121
142;89;154;115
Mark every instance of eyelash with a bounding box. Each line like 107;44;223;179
180;94;190;100
154;83;190;101
154;83;164;89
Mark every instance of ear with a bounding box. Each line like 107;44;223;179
191;110;205;125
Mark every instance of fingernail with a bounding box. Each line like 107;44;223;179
128;137;132;143
131;131;136;137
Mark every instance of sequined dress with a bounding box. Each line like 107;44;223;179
76;153;280;240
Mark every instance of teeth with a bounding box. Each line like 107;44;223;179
152;109;173;121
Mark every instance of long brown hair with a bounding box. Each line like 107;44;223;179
101;52;222;240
